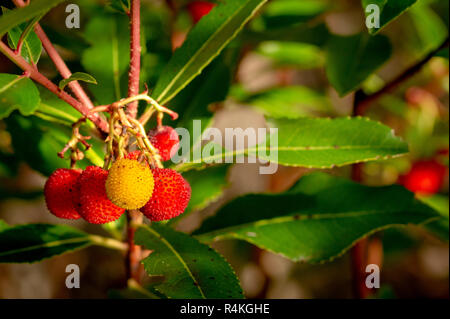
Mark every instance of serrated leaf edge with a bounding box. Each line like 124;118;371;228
156;0;268;104
137;225;244;299
196;213;440;264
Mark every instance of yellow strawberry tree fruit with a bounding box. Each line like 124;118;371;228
105;158;154;210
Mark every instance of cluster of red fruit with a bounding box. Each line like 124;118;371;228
44;126;191;224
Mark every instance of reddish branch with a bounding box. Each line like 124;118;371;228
126;0;142;118
12;0;96;110
34;25;96;109
350;238;370;298
125;0;143;284
354;36;449;116
125;210;143;282
349;36;449;299
350;163;371;298
0;41;108;132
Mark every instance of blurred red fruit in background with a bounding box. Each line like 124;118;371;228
399;160;448;195
187;1;215;24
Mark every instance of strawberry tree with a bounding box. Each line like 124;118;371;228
0;0;448;299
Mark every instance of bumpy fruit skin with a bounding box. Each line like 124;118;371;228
78;166;125;224
44;168;82;219
148;126;180;162
140;168;191;221
399;160;447;195
187;1;215;24
105;158;154;209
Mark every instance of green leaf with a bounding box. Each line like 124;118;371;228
3;7;43;64
42;25;90;57
244;86;332;119
108;0;131;13
194;172;440;262
418;194;449;219
169;50;238;127
19;13;45;42
0;220;9;231
257;41;324;68
171;116;219;172
430;0;449;29
176;117;408;171
0;0;67;37
382;228;418;255
0;224;92;263
425;218;449;242
153;0;268;105
418;194;449;241
408;2;449;55
183;165;230;215
59;72;98;90
436;47;449;59
261;117;408;168
84;142;105;170
6;114;70;176
0;151;19;178
325;33;392;96
255;0;328;30
34;88;82;126
81;15;129;104
135;224;243;299
32;94;106;167
362;0;418;35
0;73;40;119
244;22;330;47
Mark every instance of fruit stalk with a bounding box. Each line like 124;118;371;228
125;210;143;281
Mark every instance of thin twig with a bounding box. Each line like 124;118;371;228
127;0;142;118
0;41;108;132
350;162;371;298
354;36;449;116
34;24;96;108
12;0;96;110
58;117;92;167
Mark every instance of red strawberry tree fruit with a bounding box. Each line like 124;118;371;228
0;0;447;300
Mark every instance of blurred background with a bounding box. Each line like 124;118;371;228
0;0;448;298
